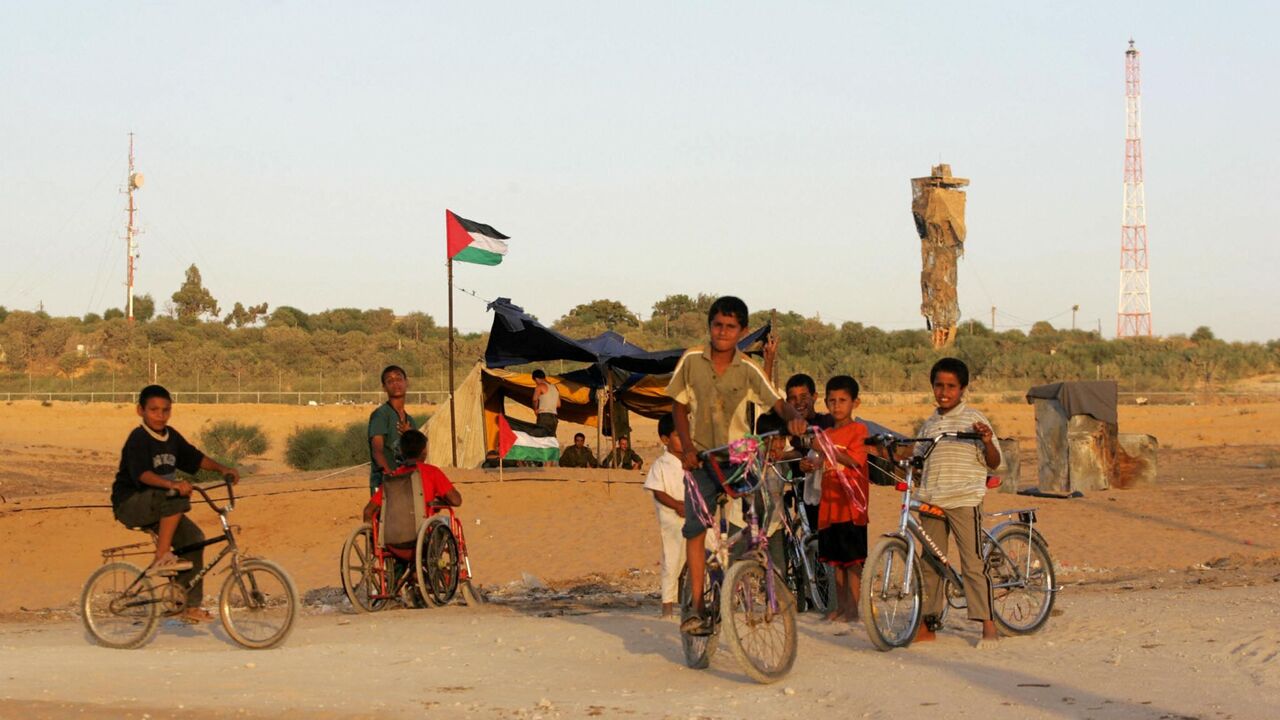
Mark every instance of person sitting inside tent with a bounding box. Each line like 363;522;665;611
602;435;644;470
560;432;599;468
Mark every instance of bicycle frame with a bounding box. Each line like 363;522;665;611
872;433;1053;603
103;479;256;615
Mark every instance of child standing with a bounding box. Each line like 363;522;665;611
914;357;1003;649
642;413;685;618
815;376;869;623
111;385;240;623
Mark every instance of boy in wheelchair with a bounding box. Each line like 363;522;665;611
363;430;461;557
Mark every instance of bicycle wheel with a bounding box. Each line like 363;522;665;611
416;521;459;607
987;525;1055;635
678;564;719;669
340;523;389;613
219;558;298;650
81;562;160;650
804;538;835;614
721;560;797;684
859;537;921;651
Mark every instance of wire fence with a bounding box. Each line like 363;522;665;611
1;390;452;405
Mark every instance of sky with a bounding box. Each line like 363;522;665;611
2;2;1277;341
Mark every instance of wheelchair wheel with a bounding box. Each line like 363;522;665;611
340;524;389;613
415;520;459;607
81;562;160;649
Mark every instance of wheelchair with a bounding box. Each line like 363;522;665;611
340;471;479;612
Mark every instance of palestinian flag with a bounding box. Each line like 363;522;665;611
497;415;561;463
447;210;509;266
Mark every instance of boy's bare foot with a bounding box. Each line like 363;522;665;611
914;624;936;643
976;619;999;648
823;610;842;622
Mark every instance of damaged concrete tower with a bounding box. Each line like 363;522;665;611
911;164;969;348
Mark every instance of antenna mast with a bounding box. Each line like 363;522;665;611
125;133;144;323
1117;39;1152;337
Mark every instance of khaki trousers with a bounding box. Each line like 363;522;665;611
919;504;993;622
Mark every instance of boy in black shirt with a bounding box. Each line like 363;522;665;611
111;385;239;622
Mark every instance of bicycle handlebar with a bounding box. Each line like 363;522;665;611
696;427;822;462
166;473;237;513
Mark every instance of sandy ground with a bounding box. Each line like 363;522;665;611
1;398;1279;717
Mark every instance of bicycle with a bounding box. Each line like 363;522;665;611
678;431;800;684
770;458;834;614
81;476;299;650
340;501;481;612
859;432;1058;651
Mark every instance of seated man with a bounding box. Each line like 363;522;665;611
560;432;599;468
602;435;644;470
363;430;461;538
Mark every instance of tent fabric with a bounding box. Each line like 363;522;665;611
1025;380;1118;425
483;296;771;375
426;364;488;468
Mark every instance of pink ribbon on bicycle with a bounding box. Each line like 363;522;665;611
810;429;869;516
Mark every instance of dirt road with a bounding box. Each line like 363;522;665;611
1;582;1277;719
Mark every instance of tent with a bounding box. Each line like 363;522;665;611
427;298;772;467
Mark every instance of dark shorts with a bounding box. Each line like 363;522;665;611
681;463;732;539
534;412;559;437
113;488;192;531
818;522;868;567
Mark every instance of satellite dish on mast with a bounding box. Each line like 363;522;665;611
130;172;145;190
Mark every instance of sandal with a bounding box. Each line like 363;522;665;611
180;607;215;624
680;613;714;636
146;553;193;576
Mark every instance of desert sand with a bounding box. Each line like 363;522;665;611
1;397;1278;718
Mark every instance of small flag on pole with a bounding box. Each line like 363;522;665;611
447;210;509;265
496;415;561;464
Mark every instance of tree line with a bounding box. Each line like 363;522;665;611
1;269;1276;396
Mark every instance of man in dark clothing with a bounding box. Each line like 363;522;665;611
560;432;599;468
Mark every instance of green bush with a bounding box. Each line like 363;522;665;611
200;420;269;464
285;422;369;471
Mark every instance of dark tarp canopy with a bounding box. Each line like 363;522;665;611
483;297;771;379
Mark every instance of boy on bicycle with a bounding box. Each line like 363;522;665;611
111;385;240;623
914;357;1003;648
667;296;806;635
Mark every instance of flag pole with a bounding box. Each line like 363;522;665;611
447;255;458;468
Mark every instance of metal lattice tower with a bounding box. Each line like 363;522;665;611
1118;39;1152;337
124;133;143;323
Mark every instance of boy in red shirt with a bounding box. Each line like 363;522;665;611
363;429;461;527
814;375;869;623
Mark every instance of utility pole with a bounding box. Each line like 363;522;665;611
125;133;144;323
1118;40;1153;337
1072;304;1080;330
990;306;996;332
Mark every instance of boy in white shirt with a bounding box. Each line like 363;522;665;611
643;413;686;618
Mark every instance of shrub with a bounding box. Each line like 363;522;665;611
285;422;369;471
201;420;269;464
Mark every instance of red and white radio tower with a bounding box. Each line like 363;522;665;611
1117;39;1152;337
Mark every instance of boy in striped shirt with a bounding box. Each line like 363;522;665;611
915;357;1003;649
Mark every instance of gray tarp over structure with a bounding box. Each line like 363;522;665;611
1025;381;1119;426
1025;380;1119;494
